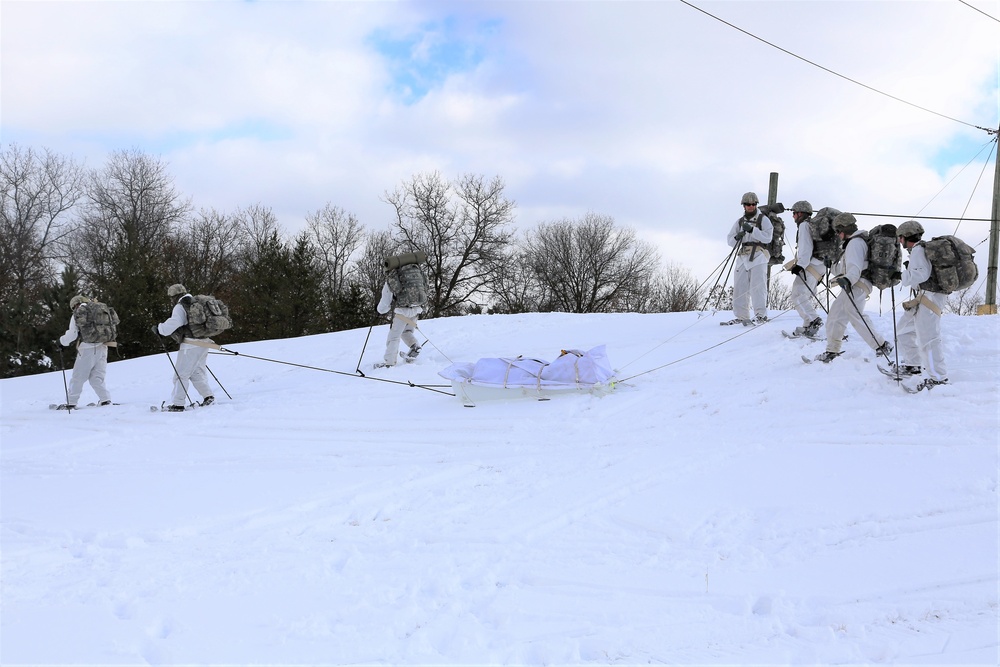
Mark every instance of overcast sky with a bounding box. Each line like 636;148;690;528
3;0;998;284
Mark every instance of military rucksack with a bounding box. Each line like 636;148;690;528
73;301;119;344
808;207;843;266
184;295;232;338
387;263;428;308
918;235;978;294
861;224;902;290
759;205;785;266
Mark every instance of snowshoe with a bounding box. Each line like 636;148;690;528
915;377;948;392
882;362;921;378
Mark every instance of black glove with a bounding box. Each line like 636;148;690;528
734;231;746;242
740;222;754;233
891;271;902;280
836;276;851;292
790;265;804;277
903;260;909;269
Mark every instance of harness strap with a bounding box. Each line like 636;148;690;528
919;293;943;316
182;338;220;349
394;313;420;328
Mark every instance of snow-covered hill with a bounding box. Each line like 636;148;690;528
2;309;997;664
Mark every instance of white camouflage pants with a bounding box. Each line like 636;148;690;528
897;292;948;381
790;270;821;325
384;308;421;366
732;256;769;320
66;343;111;405
171;341;214;406
825;284;885;354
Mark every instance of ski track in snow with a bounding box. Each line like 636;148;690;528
1;310;997;664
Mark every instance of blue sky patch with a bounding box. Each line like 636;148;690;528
930;133;996;178
368;16;498;104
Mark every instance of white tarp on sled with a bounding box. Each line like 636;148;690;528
439;345;615;402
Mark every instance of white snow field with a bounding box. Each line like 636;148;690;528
2;309;998;665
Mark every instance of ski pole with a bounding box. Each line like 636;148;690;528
355;322;375;376
796;270;830;315
695;244;739;306
205;365;232;400
825;267;832;313
58;346;71;415
842;282;889;358
151;327;196;407
699;245;740;312
889;288;901;373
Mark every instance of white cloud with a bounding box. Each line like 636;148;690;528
2;0;996;286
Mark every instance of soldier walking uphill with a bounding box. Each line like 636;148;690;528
54;295;116;410
723;192;773;326
155;284;215;412
374;252;430;369
786;200;824;338
890;220;949;387
813;213;893;363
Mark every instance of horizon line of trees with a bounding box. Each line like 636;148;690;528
2;143;980;379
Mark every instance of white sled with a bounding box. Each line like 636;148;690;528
438;345;616;404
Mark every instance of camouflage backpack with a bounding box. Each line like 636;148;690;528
387;263;429;308
919;235;978;294
861;224;902;290
808;207;844;266
759;204;785;266
74;301;119;344
184;295;233;338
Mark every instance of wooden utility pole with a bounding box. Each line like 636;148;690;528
980;129;999;315
766;171;779;287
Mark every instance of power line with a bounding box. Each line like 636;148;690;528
952;138;997;235
957;0;1000;24
679;0;997;136
915;138;996;217
852;213;993;223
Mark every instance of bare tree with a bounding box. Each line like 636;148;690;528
70;148;190;355
73;149;189;283
305;203;364;297
523;213;660;313
0;144;84;286
384;172;514;316
0;144;85;374
232;203;281;267
487;238;547;314
353;229;396;318
946;285;984;316
647;262;701;313
767;278;793;311
164;207;245;295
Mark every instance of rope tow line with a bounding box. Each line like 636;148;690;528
183;339;456;398
617;310;785;384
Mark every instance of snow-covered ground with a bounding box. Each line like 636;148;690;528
2;307;998;665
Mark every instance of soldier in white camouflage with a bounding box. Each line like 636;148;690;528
54;295;114;410
786;200;824;337
892;220;948;388
724;192;773;326
375;253;430;368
